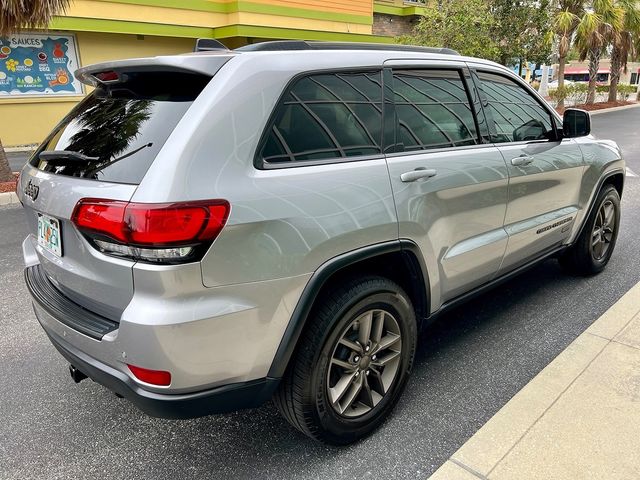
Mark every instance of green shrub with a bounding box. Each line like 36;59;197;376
596;84;609;94
548;86;568;106
617;83;637;101
566;83;588;104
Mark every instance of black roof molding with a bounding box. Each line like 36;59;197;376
235;40;460;55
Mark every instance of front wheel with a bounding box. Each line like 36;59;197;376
273;276;417;445
560;185;620;275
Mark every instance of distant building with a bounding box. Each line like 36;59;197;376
554;60;640;85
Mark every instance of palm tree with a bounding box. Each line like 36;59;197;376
608;0;640;102
0;0;70;182
574;0;623;104
551;0;586;109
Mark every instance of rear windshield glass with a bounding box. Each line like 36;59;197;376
30;71;210;184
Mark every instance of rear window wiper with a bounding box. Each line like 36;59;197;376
39;150;100;164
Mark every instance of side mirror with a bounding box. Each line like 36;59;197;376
563;109;591;138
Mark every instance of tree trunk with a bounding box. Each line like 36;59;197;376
0;139;14;183
609;46;622;103
586;47;601;105
557;54;566;109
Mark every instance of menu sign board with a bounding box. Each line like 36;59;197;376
0;33;83;97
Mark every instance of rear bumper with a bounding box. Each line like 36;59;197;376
44;325;279;419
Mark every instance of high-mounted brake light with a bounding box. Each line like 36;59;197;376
94;70;120;83
71;199;230;263
127;364;171;387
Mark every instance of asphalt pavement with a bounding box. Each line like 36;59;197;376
1;106;639;480
6;151;32;173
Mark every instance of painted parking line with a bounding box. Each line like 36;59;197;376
626;167;639;178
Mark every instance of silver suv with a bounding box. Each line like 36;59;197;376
19;41;624;445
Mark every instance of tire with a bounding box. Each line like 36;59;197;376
560;184;620;276
273;276;417;445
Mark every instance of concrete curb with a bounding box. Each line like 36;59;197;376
4;145;37;153
430;280;640;479
0;192;20;206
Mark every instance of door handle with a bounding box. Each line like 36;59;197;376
400;168;438;183
511;154;534;166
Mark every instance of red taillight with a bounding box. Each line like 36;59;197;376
126;203;229;245
73;199;128;242
71;199;230;263
127;364;171;386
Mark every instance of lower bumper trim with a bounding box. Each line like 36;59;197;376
45;328;279;419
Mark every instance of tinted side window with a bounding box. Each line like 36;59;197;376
476;71;554;143
260;71;382;165
392;69;479;151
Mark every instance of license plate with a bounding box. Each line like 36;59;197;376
37;213;63;257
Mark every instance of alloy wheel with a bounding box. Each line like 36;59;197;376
591;199;616;261
326;309;402;418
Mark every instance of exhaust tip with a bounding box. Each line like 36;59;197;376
69;364;88;384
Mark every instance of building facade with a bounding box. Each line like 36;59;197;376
557;60;640;85
0;0;429;147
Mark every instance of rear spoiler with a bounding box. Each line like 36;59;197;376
75;54;233;87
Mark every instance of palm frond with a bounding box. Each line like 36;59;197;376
0;0;71;37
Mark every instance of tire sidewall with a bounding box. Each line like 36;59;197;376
306;282;417;444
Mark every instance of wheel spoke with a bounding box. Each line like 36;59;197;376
592;235;601;249
358;311;373;346
372;350;400;367
329;371;358;405
376;333;401;352
331;357;355;370
339;375;363;413
339;337;363;354
367;367;386;396
361;376;375;408
372;311;385;344
594;239;604;259
603;203;615;227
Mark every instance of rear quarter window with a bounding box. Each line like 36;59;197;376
258;70;383;166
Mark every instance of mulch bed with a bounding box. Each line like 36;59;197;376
556;101;635;115
0;173;18;194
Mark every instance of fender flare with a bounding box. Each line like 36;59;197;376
573;168;625;242
266;239;429;379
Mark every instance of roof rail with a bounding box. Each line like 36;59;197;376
235;40;460;55
195;39;230;52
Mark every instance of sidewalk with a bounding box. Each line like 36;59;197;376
430;281;640;480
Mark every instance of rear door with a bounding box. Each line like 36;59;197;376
18;68;213;320
470;68;585;273
383;62;510;308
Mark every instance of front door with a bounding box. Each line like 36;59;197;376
471;68;585;274
383;65;510;309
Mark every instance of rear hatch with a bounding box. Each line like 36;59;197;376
19;55;231;320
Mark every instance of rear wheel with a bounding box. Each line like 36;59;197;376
274;276;417;445
560;185;620;275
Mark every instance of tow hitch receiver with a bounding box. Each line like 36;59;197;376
69;364;88;383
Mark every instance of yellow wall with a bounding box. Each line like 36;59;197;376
0;31;194;146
